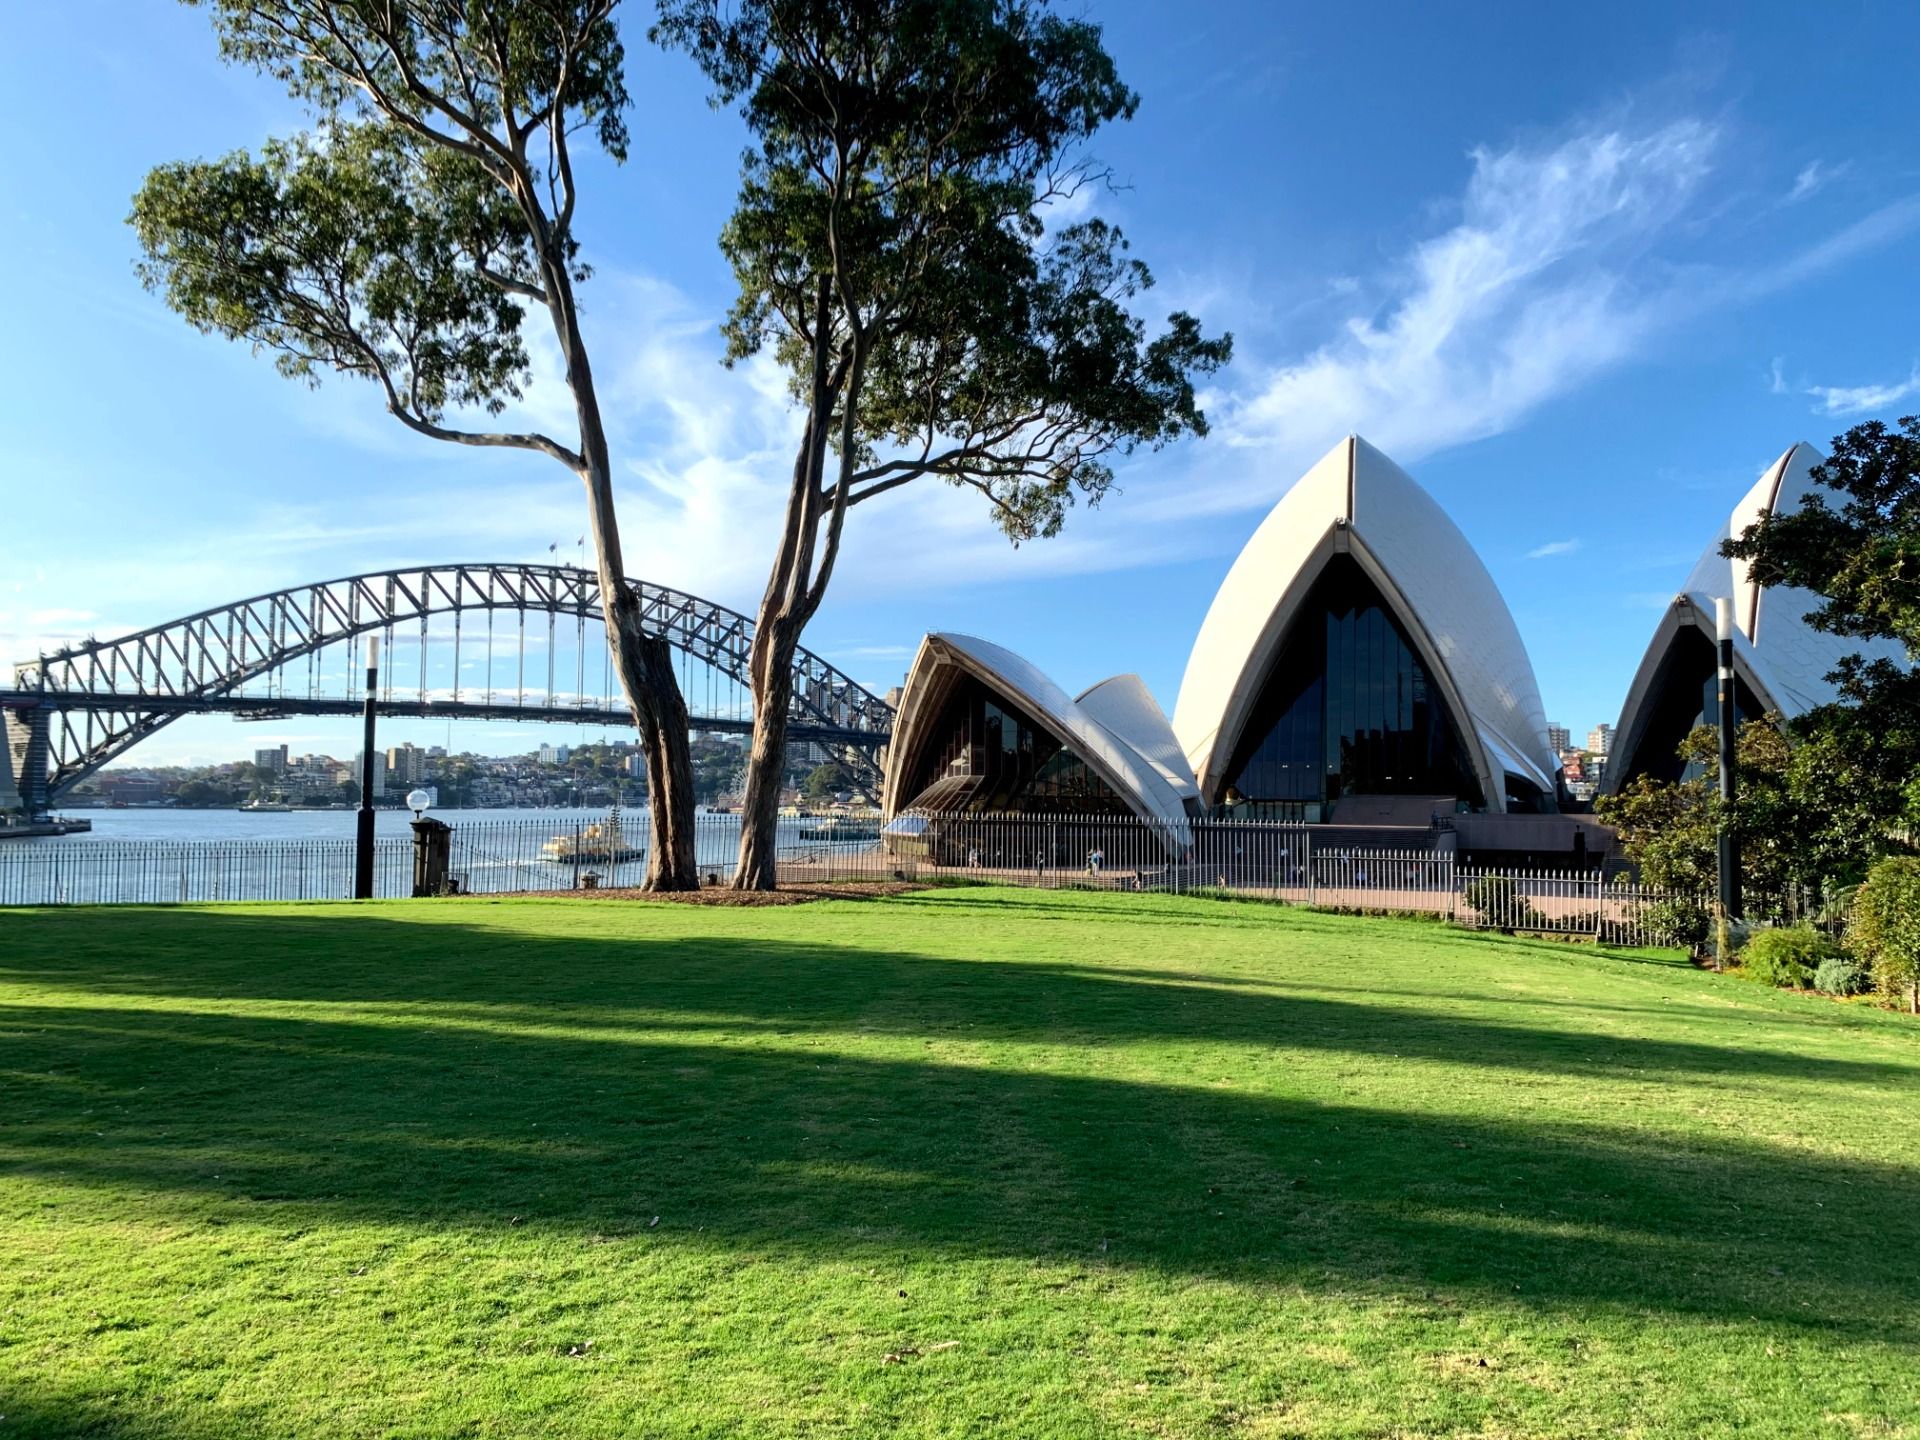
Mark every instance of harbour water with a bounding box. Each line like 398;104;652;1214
0;807;881;905
30;805;651;846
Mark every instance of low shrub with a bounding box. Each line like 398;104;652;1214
1642;894;1711;951
1813;956;1870;997
1846;858;1920;1012
1738;925;1839;989
1461;875;1544;932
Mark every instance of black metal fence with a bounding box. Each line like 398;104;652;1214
0;808;1692;947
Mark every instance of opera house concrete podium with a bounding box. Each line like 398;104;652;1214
882;436;1568;852
1607;442;1910;789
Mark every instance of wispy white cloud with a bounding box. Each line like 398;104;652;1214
1731;194;1920;300
1786;158;1845;204
1526;539;1582;559
835;644;916;659
44;105;1920;682
1189;118;1720;516
1769;356;1788;394
1805;363;1920;417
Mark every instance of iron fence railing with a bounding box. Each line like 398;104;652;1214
0;808;1697;947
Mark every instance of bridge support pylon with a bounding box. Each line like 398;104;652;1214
1;706;51;823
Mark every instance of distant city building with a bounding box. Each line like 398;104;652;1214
625;753;645;778
1546;723;1570;757
385;743;426;786
537;743;571;766
1586;723;1612;756
99;773;169;805
354;750;387;798
254;744;288;775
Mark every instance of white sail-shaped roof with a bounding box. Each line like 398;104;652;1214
1172;435;1558;809
1609;442;1910;786
881;633;1195;836
1074;674;1200;804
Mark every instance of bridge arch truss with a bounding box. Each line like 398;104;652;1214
3;563;894;815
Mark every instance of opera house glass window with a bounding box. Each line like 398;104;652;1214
1222;557;1477;805
1620;627;1763;786
896;674;1126;814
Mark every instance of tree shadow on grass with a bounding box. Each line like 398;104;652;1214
3;905;1909;1090
2;905;1918;1348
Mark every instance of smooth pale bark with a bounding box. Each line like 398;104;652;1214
604;588;701;890
732;292;850;891
531;177;703;891
732;617;801;890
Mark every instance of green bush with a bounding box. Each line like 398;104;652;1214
1737;925;1838;988
1846;857;1920;1012
1813;956;1870;997
1461;875;1544;932
1643;893;1711;950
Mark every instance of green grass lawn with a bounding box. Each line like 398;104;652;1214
3;888;1918;1439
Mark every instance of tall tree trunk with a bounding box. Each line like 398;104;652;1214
731;284;857;892
601;571;702;892
733;616;799;890
521;203;704;892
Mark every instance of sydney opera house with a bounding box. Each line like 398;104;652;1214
878;432;1905;862
880;437;1566;851
1605;442;1909;790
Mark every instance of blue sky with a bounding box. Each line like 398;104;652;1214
5;2;1920;766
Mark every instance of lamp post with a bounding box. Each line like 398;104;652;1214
354;635;379;900
1714;597;1740;964
407;787;453;897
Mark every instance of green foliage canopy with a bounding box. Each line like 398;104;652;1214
1721;416;1920;859
1597;721;1802;911
1847;856;1920;1011
131;2;635;471
654;0;1232;546
1724;416;1920;654
133;125;544;438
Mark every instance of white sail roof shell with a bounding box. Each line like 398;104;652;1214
1074;674;1200;802
1730;443;1907;713
1610;442;1911;786
1172;435;1557;808
881;633;1195;837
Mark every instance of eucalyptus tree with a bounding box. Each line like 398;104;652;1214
655;0;1232;889
1725;416;1920;651
130;1;703;889
1725;415;1920;856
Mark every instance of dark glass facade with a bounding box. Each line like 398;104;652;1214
1619;626;1763;786
1219;557;1479;806
895;673;1129;814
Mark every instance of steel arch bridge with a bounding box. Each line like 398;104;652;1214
1;563;894;820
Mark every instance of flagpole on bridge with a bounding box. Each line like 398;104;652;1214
354;636;380;900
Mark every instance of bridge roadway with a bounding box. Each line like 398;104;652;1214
0;689;884;749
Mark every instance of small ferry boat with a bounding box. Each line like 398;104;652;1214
798;815;882;842
238;800;293;813
541;811;644;864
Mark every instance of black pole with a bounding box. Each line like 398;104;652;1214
354;636;379;899
1715;597;1740;924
